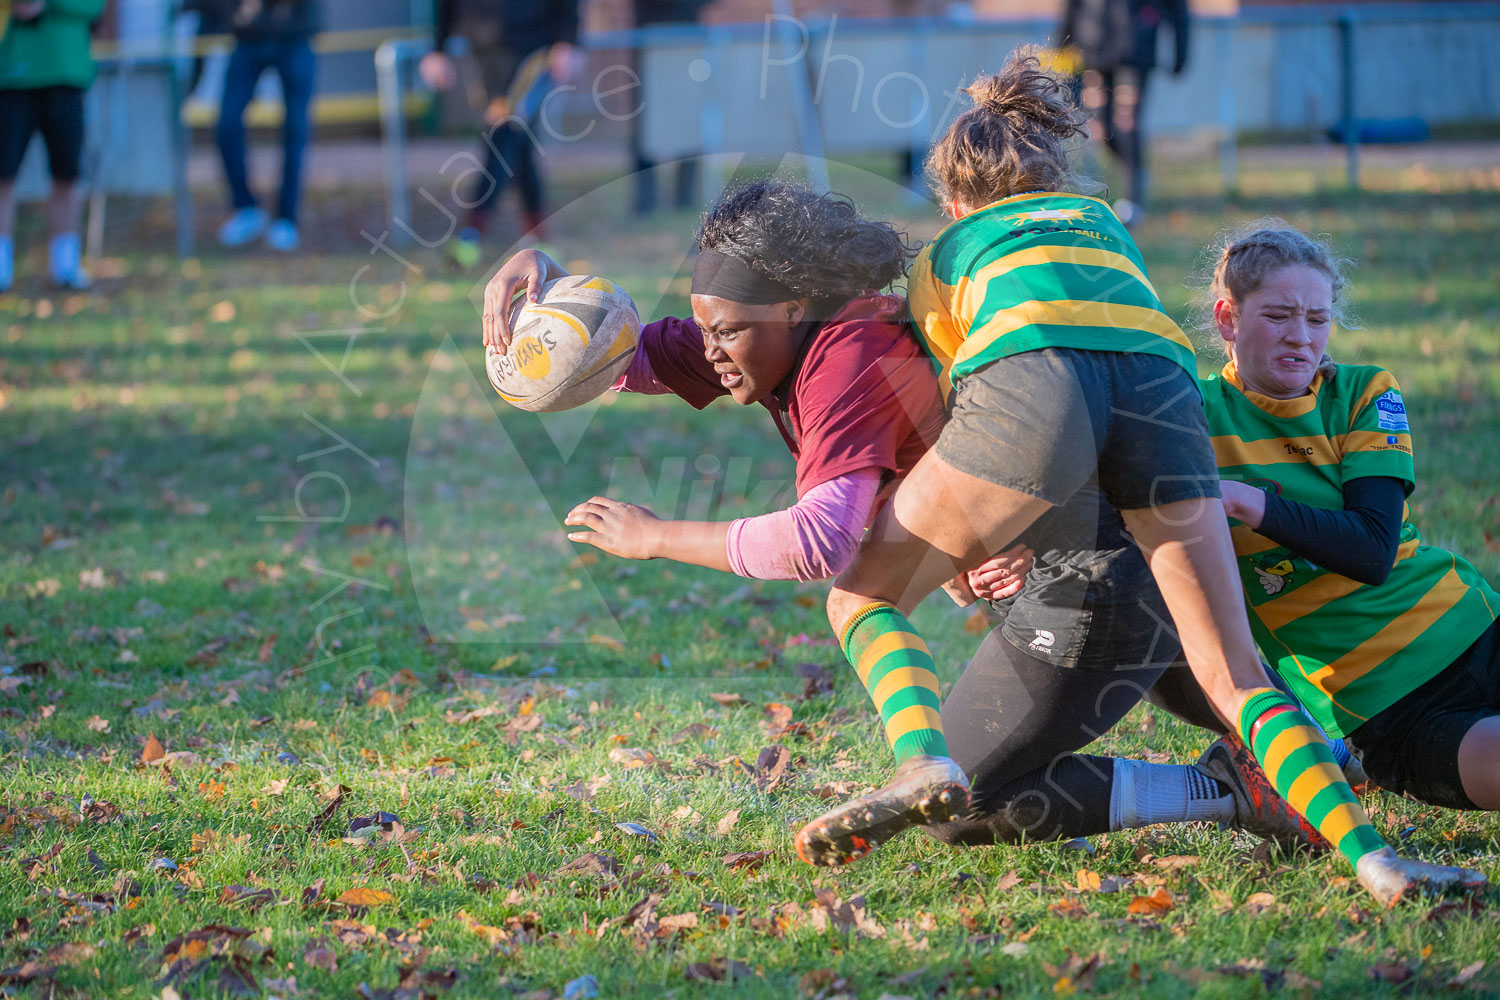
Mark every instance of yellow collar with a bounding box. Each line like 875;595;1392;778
1221;360;1322;417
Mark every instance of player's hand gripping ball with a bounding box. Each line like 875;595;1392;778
485;275;641;412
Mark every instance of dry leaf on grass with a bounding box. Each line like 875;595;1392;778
655;912;698;935
684;957;756;982
140;733;165;764
715;809;740;835
335;887;394;908
754;745;792;793
607;747;657;769
1127;887;1174;916
1240;891;1276;916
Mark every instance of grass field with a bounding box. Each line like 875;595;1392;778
2;146;1500;999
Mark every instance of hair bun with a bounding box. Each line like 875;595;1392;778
963;52;1081;140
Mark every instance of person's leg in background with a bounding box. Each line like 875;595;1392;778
1113;66;1148;220
266;37;316;251
629;46;656;216
460;44;522;243
0;88;38;292
37;85;90;288
509;119;545;237
216;40;271;246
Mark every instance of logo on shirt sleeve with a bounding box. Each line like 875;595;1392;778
1374;389;1409;432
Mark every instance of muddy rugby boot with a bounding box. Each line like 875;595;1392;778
795;754;969;866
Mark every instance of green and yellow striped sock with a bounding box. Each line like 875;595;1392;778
1238;688;1387;866
840;601;948;763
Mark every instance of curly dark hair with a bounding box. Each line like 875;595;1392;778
695;180;917;307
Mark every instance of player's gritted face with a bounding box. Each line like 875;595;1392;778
690;294;810;405
1216;264;1334;400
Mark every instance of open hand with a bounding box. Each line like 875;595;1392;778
564;496;661;560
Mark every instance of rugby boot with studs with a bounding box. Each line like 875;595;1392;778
1193;735;1330;852
795;754;969;866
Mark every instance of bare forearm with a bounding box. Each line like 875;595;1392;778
648;520;733;573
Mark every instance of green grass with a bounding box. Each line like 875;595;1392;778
2;147;1499;999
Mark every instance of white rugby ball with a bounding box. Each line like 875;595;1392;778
485;274;641;412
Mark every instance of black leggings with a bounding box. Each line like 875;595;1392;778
925;626;1223;846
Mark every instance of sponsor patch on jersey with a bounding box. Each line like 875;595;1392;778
1375;389;1409;432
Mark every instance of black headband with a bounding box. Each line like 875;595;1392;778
690;250;798;304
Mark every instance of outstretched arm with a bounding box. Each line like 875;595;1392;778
564;469;882;579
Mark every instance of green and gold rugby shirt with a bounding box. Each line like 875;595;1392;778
908;192;1195;399
1202;361;1500;737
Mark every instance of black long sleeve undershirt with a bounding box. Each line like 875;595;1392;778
1254;476;1408;586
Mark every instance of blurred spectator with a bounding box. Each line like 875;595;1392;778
0;0;104;291
1059;0;1188;225
630;0;706;215
215;0;320;252
421;0;582;249
179;0;231;95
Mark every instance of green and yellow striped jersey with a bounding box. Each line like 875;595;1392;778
1202;362;1500;737
908;192;1196;399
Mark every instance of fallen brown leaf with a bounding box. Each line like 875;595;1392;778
754;744;792;793
335;887;394;908
684;957;756;982
140;733;166;765
715;809;741;835
1127;888;1173;916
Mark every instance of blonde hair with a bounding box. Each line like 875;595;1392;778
1200;219;1355;381
924;48;1097;211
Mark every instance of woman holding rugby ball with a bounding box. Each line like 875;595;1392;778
1199;221;1500;812
798;49;1482;906
483;180;1031;590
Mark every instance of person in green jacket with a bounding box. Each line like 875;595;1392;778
0;0;102;291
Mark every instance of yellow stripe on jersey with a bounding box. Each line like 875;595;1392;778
952;299;1192;370
1337;430;1412;455
1212;434;1339;468
1350;369;1400;418
960;245;1160;321
1256;538;1420;631
1230;524;1284;557
1307;564;1469;695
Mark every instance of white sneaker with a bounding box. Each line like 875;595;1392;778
219;207;269;247
265;219;300;252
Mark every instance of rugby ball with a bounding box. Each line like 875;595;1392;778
485;275;641;412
